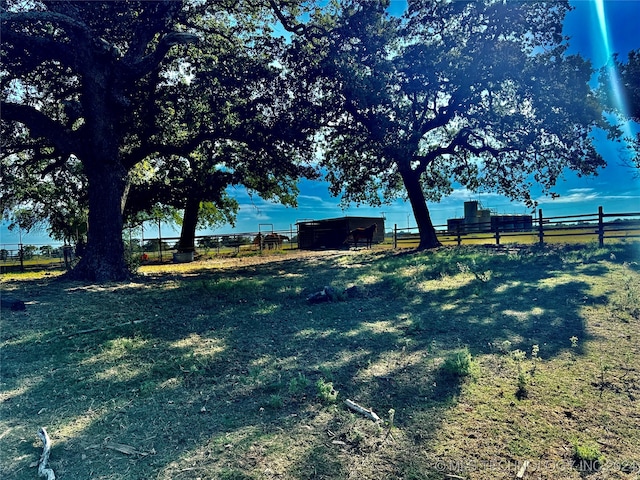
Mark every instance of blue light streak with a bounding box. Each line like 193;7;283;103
594;0;634;141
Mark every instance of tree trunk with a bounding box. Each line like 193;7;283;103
177;197;201;253
65;58;132;282
68;161;130;282
400;169;442;249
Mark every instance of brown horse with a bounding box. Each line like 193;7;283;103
254;233;289;250
253;233;264;249
264;233;289;249
347;223;377;249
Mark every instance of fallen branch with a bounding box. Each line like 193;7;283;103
516;460;530;479
306;286;336;304
104;442;151;456
344;399;380;422
37;427;55;480
85;441;153;457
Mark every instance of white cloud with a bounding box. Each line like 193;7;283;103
567;188;596;194
544;191;601;204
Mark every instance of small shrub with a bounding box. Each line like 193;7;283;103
572;441;604;472
441;348;473;377
316;378;339;403
611;276;640;321
511;349;530;400
318;366;334;382
530;344;540;376
289;372;311;395
498;340;512;353
125;252;141;273
515;371;529;400
510;349;526;362
267;394;284;409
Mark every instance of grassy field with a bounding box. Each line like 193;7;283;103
1;243;639;479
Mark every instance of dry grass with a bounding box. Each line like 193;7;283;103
1;243;639;479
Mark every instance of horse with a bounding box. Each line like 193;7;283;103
253;233;264;250
255;233;290;250
346;223;377;249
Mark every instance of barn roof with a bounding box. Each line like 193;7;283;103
296;215;383;225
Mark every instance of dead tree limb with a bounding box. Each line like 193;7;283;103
344;399;381;422
37;427;55;480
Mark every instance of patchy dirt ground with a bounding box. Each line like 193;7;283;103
1;244;639;479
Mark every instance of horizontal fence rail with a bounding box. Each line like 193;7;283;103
2;207;639;273
393;206;640;248
1;227;299;273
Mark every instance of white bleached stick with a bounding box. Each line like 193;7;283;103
344;399;381;422
37;427;55;480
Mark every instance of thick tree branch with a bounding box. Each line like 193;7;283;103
1;10;91;39
1;102;77;158
122;1;184;62
267;0;326;41
268;0;305;35
413;127;520;177
125;32;200;80
419;95;458;136
1;27;82;71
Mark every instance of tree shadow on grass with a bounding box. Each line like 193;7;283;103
1;244;630;479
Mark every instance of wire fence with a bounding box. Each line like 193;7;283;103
0;226;299;273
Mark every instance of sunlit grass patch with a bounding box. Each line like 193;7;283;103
172;333;226;358
1;243;639;480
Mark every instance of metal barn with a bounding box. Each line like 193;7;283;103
297;216;385;250
447;201;532;234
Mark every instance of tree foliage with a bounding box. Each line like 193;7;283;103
286;0;610;248
1;0;317;280
1;152;88;244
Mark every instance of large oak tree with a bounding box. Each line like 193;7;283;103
1;0;315;281
287;0;611;248
122;18;318;254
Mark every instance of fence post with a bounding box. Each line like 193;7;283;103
290;224;294;251
598;206;604;247
393;224;397;249
456;224;462;246
538;209;544;246
157;218;163;262
494;223;500;246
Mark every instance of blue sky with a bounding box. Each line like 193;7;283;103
206;0;640;235
2;0;639;246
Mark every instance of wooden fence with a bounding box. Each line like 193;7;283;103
393;206;640;248
3;207;639;273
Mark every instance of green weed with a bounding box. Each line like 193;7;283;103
441;347;474;378
611;275;640;321
511;349;531;400
572;440;604;471
267;394;284;409
288;372;311;395
316;378;339;403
